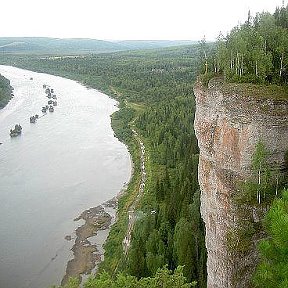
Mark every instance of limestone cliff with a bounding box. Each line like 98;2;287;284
193;77;288;288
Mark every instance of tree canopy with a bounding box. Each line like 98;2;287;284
4;46;207;287
0;74;12;108
210;5;288;84
55;266;196;288
253;189;288;287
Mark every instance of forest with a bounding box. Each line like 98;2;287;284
0;44;207;287
202;5;288;85
0;5;287;287
0;74;12;108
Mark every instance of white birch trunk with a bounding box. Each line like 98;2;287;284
280;52;284;77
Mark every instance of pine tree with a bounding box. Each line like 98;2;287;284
253;189;288;287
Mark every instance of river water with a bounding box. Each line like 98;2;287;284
0;66;131;288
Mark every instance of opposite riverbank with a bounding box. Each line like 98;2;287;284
0;73;13;109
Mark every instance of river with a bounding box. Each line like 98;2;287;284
0;65;131;288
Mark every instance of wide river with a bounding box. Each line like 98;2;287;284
0;66;131;288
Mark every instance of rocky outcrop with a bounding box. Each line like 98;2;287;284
193;77;288;288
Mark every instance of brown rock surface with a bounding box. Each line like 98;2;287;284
61;205;112;286
194;78;288;288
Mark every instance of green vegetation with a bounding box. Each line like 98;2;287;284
0;74;13;108
0;45;200;103
53;266;196;288
253;189;288;287
1;4;287;288
1;5;287;288
227;142;288;285
236;142;286;207
228;142;287;252
101;102;141;273
203;5;288;86
221;81;288;100
126;98;206;286
2;45;206;287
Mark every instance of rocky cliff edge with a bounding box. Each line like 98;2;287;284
193;77;288;288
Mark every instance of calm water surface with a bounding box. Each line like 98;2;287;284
0;66;131;288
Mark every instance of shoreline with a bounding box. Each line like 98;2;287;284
61;187;129;285
60;124;135;284
0;64;135;286
0;72;14;110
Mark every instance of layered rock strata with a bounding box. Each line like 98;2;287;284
193;78;288;288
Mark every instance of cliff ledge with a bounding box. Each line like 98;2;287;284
194;77;288;288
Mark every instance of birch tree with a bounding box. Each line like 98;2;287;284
252;141;269;204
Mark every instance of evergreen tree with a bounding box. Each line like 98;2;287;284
253;189;288;288
215;5;288;84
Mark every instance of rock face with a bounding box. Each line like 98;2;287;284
193;78;288;288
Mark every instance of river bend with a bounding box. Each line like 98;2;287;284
0;65;131;288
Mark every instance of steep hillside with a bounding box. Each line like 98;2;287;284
194;77;288;287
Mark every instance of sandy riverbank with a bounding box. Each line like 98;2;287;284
61;198;117;285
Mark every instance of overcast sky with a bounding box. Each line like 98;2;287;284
1;0;283;41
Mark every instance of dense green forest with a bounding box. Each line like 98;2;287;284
1;45;199;103
0;74;12;108
128;98;206;284
0;45;206;287
201;4;288;286
2;5;288;287
59;266;196;288
203;5;288;85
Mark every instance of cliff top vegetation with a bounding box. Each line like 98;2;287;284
200;4;288;99
222;82;288;100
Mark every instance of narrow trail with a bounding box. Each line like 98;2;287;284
122;127;146;256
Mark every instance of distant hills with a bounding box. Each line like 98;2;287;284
0;37;197;55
